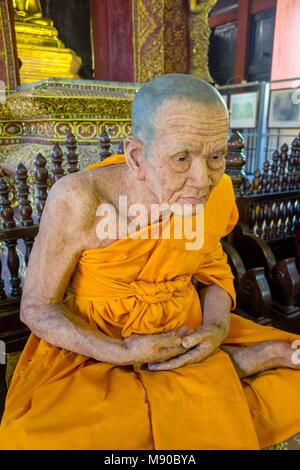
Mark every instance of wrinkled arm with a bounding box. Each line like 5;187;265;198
20;177;127;363
198;282;231;339
21;176;182;365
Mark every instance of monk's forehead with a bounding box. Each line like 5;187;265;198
153;98;228;137
155;98;227;124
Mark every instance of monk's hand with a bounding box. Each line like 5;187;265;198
122;331;187;365
147;324;226;371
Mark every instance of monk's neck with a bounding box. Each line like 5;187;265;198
115;164;162;223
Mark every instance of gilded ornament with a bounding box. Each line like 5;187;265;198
12;1;83;83
188;0;217;82
13;0;53;26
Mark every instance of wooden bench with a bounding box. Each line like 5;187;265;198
223;131;300;330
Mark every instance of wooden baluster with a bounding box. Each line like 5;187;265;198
270;150;279;192
280;143;289;191
51;142;65;184
290;197;298;234
297;198;300;227
279;200;288;238
0;258;6;300
117;141;124;154
225;130;247;197
291;132;300;190
262;160;270;193
297;198;300;228
273;198;281;239
289;154;296;189
286;199;294;236
286;144;295;190
264;201;272;240
269;201;276;239
0;179;22;298
65;132;79;174
278;157;285;192
256;201;264;238
99;130;112;161
34;153;48;224
243;178;252;196
16;163;33;227
249;202;257;233
251;169;261;194
16;163;35;265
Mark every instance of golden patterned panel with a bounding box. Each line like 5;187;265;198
0;0;19;91
2;79;140;120
132;0;164;83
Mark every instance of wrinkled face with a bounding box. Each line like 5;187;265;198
141;98;229;214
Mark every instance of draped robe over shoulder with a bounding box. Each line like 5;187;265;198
0;155;299;450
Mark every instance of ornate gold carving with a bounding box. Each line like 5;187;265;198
0;78;139;166
4;79;139;119
133;0;164;83
132;0;189;82
188;0;217;82
0;1;19;91
189;0;212;13
14;22;63;48
15;44;82;84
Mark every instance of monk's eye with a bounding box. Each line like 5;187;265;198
172;154;192;172
208;155;225;169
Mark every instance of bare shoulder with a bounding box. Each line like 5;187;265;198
34;170;105;254
46;170;99;206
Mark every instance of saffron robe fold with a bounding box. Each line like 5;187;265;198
0;155;299;450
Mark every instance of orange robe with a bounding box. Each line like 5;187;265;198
0;154;299;450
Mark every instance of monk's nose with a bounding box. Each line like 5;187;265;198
187;158;212;190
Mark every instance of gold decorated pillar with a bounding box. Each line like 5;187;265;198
132;0;190;83
188;0;217;83
0;0;20;91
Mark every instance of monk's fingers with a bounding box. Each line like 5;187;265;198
149;342;215;371
173;325;194;337
154;334;182;348
181;329;214;349
148;346;200;371
158;346;186;361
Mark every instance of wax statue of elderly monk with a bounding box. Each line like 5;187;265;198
0;74;300;450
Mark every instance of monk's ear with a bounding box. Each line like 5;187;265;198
124;138;145;180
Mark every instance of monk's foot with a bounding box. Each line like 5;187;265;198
221;340;300;378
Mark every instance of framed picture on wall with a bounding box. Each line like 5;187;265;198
229;91;258;128
268;88;300;128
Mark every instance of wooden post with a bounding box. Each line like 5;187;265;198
234;0;251;83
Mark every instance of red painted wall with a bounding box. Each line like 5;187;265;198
271;0;300;88
91;0;134;83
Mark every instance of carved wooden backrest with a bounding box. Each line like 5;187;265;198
228;132;300;246
0;132;116;307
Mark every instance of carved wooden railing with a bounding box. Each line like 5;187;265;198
0;131;87;353
224;131;300;322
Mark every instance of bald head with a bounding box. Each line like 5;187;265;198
131;73;227;145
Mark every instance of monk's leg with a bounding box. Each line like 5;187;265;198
221;340;300;379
